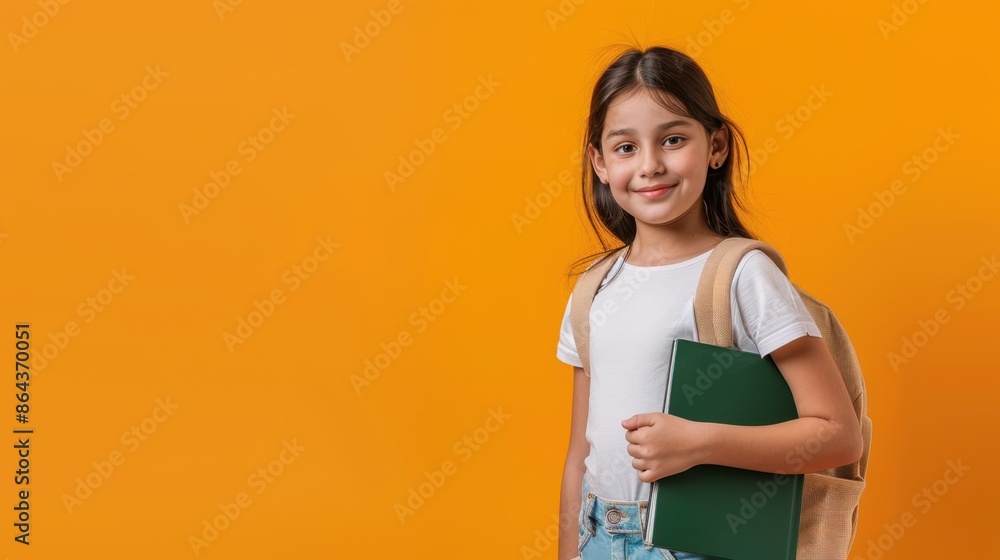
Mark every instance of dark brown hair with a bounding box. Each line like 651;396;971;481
568;45;757;283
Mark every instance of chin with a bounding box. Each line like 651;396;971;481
634;202;698;224
631;211;681;225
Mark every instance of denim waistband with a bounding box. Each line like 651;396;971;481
580;475;650;536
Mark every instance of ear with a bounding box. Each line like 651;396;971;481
588;143;609;184
710;125;730;164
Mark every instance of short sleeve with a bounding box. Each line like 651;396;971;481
556;294;583;367
732;250;821;357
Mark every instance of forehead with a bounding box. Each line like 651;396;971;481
603;89;696;136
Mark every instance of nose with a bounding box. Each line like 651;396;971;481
639;148;665;177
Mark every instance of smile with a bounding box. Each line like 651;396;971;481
634;185;676;199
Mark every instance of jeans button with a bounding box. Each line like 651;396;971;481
606;508;622;524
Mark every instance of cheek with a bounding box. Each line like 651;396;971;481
607;164;630;184
608;164;641;191
672;153;705;176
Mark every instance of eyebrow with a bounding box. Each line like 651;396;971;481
604;120;692;140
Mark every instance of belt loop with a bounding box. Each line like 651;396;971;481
583;491;596;534
579;477;595;534
639;499;648;538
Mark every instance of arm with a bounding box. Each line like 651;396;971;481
699;335;863;474
559;366;589;560
624;335;863;479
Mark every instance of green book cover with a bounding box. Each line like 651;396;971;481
643;339;804;560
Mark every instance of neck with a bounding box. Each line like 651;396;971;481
628;200;725;266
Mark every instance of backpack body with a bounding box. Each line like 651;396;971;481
569;238;872;560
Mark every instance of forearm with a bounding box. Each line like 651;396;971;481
558;461;585;560
699;416;860;475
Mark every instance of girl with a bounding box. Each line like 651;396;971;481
555;46;863;560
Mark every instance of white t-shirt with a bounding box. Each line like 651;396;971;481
556;246;821;502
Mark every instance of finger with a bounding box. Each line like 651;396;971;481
622;413;658;431
626;442;642;459
623;428;647;445
633;459;657;476
637;469;656;483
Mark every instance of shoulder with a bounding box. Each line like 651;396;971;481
733;249;785;283
578;249;626;290
731;248;797;303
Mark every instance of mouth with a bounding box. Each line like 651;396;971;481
634;184;677;199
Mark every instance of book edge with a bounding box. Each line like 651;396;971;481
644;338;681;546
786;473;805;560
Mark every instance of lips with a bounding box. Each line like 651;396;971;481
635;183;677;192
634;184;676;199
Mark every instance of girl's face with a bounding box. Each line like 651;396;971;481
588;88;727;229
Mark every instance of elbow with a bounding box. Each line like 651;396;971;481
812;416;863;469
838;417;864;466
842;436;863;467
849;431;865;465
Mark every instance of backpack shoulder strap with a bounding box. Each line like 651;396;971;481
694;237;788;348
570;247;628;377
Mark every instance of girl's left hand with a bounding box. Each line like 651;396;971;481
622;413;707;482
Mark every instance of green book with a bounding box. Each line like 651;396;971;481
643;339;803;560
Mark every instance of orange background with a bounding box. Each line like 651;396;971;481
1;0;997;558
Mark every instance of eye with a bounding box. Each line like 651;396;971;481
613;144;637;155
664;136;684;146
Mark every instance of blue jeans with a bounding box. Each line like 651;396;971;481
578;476;711;560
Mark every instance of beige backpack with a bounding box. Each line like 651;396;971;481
570;237;872;560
